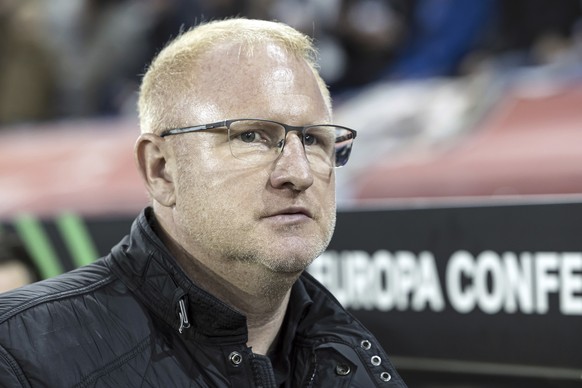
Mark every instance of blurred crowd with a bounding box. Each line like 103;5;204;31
2;0;582;293
2;0;582;126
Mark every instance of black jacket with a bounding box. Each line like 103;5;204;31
0;208;406;387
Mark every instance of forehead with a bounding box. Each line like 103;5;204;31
177;41;330;125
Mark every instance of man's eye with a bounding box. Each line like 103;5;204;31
235;129;276;145
303;133;317;146
240;131;258;143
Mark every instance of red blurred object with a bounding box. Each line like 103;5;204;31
354;84;582;200
0;118;148;218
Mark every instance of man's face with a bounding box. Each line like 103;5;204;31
167;42;336;274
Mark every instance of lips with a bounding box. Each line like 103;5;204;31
263;206;313;219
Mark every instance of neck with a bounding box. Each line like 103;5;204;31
154;214;300;354
181;251;299;355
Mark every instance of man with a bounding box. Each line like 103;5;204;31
0;19;406;387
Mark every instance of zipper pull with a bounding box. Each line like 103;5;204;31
178;298;191;334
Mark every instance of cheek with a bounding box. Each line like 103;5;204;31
176;159;266;216
318;170;336;200
314;174;337;222
174;141;233;194
173;155;219;216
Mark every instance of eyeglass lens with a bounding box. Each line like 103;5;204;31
226;120;354;172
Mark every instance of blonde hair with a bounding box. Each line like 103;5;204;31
138;18;331;134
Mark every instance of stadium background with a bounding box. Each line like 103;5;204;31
1;1;582;386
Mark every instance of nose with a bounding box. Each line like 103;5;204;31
269;133;314;191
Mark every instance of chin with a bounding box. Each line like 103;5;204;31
265;260;311;274
259;248;321;274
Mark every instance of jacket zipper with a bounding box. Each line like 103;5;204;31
177;297;191;334
304;351;317;388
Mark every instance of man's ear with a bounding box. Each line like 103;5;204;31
135;133;176;207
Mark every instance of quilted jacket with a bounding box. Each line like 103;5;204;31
0;208;406;387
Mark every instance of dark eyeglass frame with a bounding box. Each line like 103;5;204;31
159;119;358;167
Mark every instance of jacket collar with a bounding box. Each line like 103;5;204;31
107;208;348;351
108;208;248;343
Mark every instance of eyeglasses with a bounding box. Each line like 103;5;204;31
160;119;357;172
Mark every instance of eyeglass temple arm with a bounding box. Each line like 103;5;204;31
161;121;228;137
336;132;356;143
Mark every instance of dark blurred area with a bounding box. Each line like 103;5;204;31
2;0;582;125
0;232;40;293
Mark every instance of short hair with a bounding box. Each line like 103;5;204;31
138;18;332;134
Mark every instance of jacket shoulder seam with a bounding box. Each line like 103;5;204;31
0;275;115;324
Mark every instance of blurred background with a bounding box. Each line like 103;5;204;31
1;0;582;387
